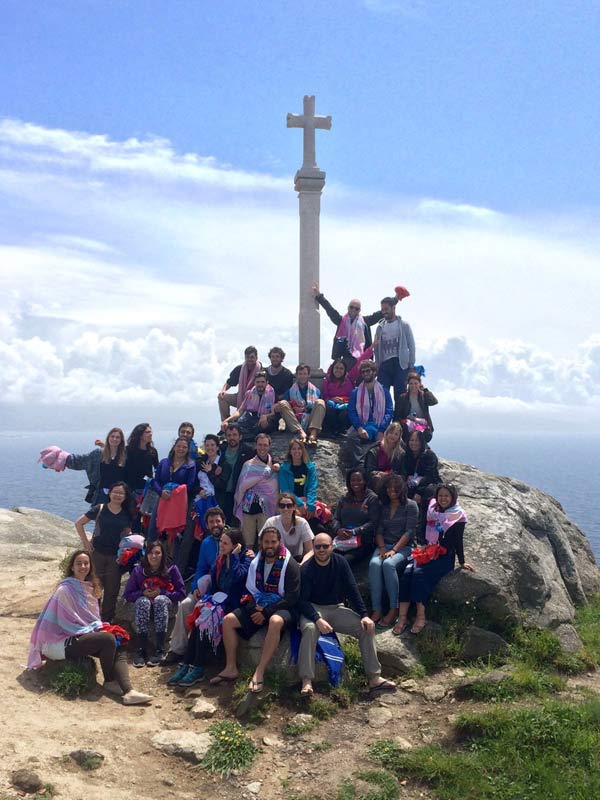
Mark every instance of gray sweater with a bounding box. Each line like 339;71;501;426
378;500;419;548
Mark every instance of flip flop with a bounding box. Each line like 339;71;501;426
411;620;427;635
392;621;409;637
209;674;238;686
249;679;264;694
300;685;314;697
369;679;397;694
376;617;398;631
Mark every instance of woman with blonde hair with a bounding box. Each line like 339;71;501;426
278;438;319;519
363;421;405;493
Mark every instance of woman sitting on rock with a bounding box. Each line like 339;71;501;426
260;492;314;562
402;430;441;532
394;483;474;635
321;359;355;436
27;549;152;705
167;529;252;687
124;541;186;667
395;372;438;442
369;474;418;629
277;438;318;519
363;421;405;493
330;468;380;564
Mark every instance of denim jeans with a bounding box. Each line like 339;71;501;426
368;545;412;611
377;359;409;407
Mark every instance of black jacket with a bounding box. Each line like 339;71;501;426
219;442;254;494
394;388;438;432
402;447;441;497
316;293;383;356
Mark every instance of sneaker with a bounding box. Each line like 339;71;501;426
133;650;146;668
167;664;191;687
162;650;184;665
122;689;153;706
177;666;204;687
147;649;166;667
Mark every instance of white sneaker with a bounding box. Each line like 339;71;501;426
103;680;123;696
122;689;153;706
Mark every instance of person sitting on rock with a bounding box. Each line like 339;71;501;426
277;438;319;520
209;526;300;693
163;507;227;664
311;283;383;369
217;346;262;422
167;529;252;688
402;430;441;535
234;433;280;550
342;360;393;469
393;483;474;636
221;371;277;439
124;541;186;668
27;549;152;705
369;475;418;630
394;371;438;442
330;468;380;564
260;492;314;563
265;346;294;401
219;423;254;526
321;359;356;436
297;532;396;697
363;421;405;494
274;363;327;445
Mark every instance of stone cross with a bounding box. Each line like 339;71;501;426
287;95;332;373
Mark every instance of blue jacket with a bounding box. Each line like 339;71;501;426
152;457;197;498
278;461;319;513
209;551;252;613
193;535;220;589
348;384;393;434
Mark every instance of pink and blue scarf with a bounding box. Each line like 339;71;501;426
356;381;387;426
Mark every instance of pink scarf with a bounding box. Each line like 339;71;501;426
28;578;103;670
236;360;263;407
356;381;387;426
240;384;275;415
425;498;468;545
336;314;366;359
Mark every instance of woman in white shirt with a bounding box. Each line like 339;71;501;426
260;492;314;562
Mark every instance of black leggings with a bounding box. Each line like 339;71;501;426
65;631;132;693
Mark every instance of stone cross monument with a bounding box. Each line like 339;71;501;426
287;95;332;373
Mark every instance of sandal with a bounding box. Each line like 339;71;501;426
209;673;237;685
392;618;409;636
300;685;314;697
376;618;397;631
369;679;397;694
249;679;264;694
411;619;427;635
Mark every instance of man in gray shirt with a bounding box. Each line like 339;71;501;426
373;296;415;407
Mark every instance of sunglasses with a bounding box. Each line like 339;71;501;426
314;543;332;551
348;305;361;311
278;502;294;509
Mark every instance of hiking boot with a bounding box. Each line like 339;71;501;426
167;664;191;687
147;649;166;667
133;649;146;668
162;650;184;665
177;666;204;687
122;689;153;706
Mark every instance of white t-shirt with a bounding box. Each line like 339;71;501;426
260;515;314;558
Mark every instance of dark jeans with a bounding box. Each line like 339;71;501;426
65;631;132;693
377;359;409;407
91;550;122;622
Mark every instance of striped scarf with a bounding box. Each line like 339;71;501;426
356;380;387;426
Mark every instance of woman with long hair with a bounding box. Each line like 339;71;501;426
167;529;252;687
260;492;314;562
27;549;152;705
394;484;474;635
369;474;418;629
74;481;135;622
194;433;231;527
363;421;405;493
321;359;355;435
402;430;441;533
330;468;380;564
395;372;438;442
124;541;185;668
149;436;197;548
123;423;159;494
277;438;319;519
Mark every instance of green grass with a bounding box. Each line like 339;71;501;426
282;716;319;737
200;719;257;776
459;663;564;702
48;660;94;698
336;770;399;800
369;698;600;800
573;593;600;667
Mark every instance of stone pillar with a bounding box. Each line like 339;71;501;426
295;169;325;375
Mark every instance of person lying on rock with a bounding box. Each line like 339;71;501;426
209;526;300;693
393;483;474;636
27;549;152;705
167;529;252;688
123;541;185;668
297;532;396;697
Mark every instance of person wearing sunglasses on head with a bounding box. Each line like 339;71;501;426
260;492;314;563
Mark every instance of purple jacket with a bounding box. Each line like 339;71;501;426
123;564;186;604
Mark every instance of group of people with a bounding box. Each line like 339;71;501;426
29;284;474;705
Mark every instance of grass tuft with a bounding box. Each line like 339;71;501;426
48;660;95;698
200;719;256;776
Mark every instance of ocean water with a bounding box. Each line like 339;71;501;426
1;430;598;561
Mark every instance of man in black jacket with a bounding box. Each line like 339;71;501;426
312;282;383;367
210;527;301;692
298;532;396;696
219;423;254;525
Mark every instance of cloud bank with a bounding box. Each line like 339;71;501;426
1;118;599;430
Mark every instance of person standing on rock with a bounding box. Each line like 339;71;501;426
219;423;254;526
393;483;474;636
28;549;152;705
373;296;415;408
209;526;300;693
297;532;396;697
233;433;280;549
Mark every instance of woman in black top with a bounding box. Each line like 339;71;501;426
402;430;441;535
124;423;159;494
75;481;135;622
330;468;380;564
96;428;127;504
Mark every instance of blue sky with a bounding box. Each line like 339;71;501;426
1;0;600;431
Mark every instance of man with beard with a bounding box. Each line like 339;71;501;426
219;423;254;525
297;532;396;697
210;527;300;693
